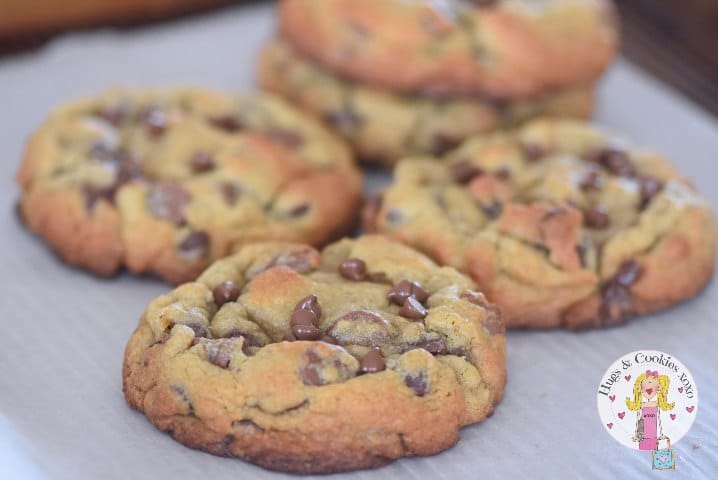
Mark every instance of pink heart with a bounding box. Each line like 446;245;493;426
609;395;616;402
646;388;653;395
678;387;684;393
618;412;625;419
686;406;695;413
657;454;667;463
670;414;676;420
625;375;631;381
607;423;613;429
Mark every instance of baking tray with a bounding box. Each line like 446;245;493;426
0;3;716;479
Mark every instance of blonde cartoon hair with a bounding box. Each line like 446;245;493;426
626;372;675;411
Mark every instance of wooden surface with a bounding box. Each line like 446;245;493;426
0;0;716;116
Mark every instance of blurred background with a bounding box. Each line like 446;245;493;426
0;0;716;114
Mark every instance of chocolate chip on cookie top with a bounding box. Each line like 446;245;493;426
16;88;362;283
123;235;506;473
364;119;716;329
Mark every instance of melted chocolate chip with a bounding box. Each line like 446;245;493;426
404;372;429;396
148;183;191;226
82;184;116;211
399;297;428;320
323;109;362;132
96;103;129;126
116;153;142;184
521;143;545;162
452;161;484;184
261;127;304;149
413;338;447;355
367;272;392;284
467;0;500;7
583;206;611;229
599;283;633;327
338;258;367;281
190;151;215;173
461;291;504;335
213;281;240;307
140;105;168;138
295;295;322;319
359;349;385;374
210;115;244;132
178;231;210;258
205;340;235;369
483;200;503;219
579;170;604;191
639;176;663;208
494;167;511;181
615;260;643;287
387;279;430;306
288;203;310;218
300;363;323;386
431;134;461;155
590;149;636;177
219;182;242;206
184;323;209;338
292;323;322;341
291;309;318;327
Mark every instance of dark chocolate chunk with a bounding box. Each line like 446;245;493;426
359;349;386;374
483;200;503;219
399;297;428;320
291;309;318;327
213;281;240;307
431;134;461;155
583;205;611;229
338;258;367;281
494;167;511;181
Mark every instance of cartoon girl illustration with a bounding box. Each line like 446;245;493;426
626;370;675;450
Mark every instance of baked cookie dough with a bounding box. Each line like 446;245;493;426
278;0;618;99
363;119;716;329
259;40;595;166
123;235;506;473
16;88;362;284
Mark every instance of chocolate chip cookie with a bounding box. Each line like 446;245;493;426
278;0;618;99
123;235;506;473
363;119;717;329
259;40;596;166
16;88;362;284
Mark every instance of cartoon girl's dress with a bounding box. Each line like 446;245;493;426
639;405;658;450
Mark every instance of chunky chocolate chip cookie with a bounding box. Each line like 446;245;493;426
278;0;618;99
363;119;717;329
16;88;362;284
123;235;506;473
259;40;595;166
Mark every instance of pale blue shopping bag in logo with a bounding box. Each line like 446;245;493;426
652;437;675;470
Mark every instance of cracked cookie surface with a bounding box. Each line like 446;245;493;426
259;39;595;166
122;235;506;473
16;88;361;284
363;119;716;329
278;0;618;99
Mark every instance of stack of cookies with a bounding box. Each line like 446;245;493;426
12;0;716;475
260;0;619;166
